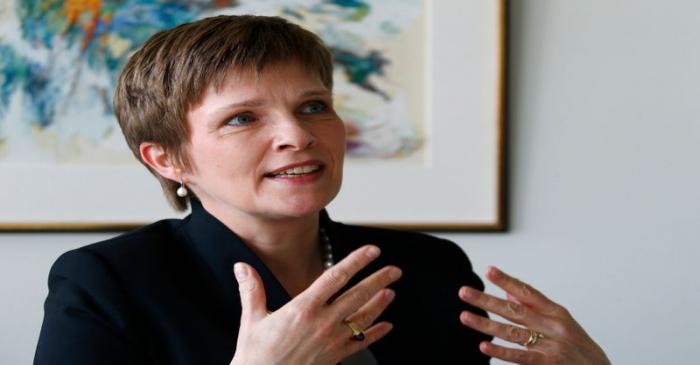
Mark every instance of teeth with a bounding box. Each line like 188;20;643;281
272;165;320;176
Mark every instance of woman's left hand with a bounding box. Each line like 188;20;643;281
458;266;611;365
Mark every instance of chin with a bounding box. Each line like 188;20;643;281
272;191;337;218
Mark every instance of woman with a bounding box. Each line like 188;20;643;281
34;15;610;365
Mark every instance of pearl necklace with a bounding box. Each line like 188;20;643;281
320;226;335;269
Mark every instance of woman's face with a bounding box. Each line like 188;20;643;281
181;62;345;222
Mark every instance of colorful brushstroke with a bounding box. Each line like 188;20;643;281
8;0;236;126
331;47;390;100
0;0;424;163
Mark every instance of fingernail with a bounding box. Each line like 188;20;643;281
389;267;402;280
479;341;490;353
366;246;380;259
460;286;475;299
384;289;395;301
234;263;248;280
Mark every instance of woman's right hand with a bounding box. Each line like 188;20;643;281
229;245;401;365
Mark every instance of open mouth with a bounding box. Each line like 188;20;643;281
264;164;324;178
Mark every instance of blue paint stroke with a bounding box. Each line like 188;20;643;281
331;47;390;100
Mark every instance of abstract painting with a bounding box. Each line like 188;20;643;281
0;0;425;164
0;0;506;230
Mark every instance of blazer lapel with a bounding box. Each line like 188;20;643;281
181;200;292;318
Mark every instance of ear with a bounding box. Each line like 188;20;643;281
139;142;180;182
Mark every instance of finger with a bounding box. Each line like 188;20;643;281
302;245;381;306
485;266;559;313
459;286;543;328
506;293;522;305
331;266;401;319
340;322;393;360
345;288;396;329
460;310;532;346
234;262;267;322
478;341;546;364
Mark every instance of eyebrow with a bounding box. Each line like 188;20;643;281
212;89;332;114
213;99;265;114
300;89;332;98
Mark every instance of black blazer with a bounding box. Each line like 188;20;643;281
34;200;491;364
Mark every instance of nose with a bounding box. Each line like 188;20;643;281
272;113;316;152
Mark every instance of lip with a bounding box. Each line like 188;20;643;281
265;159;325;176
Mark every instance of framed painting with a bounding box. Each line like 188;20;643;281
0;0;506;231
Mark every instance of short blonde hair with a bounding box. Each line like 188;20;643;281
114;15;334;211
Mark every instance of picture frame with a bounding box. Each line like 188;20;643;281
0;0;507;232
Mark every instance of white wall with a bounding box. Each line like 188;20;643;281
1;1;699;364
450;1;700;364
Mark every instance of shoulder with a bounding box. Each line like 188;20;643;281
45;218;188;323
50;218;185;286
81;218;183;258
329;221;482;292
36;222;187;363
331;221;471;267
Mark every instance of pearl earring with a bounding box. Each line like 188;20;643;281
176;181;188;197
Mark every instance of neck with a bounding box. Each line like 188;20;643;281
200;201;325;297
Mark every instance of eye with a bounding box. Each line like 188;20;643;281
300;100;328;114
225;113;256;126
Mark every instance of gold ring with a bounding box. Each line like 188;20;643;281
523;329;544;347
344;321;365;341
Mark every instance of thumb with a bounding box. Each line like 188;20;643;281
234;262;267;323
